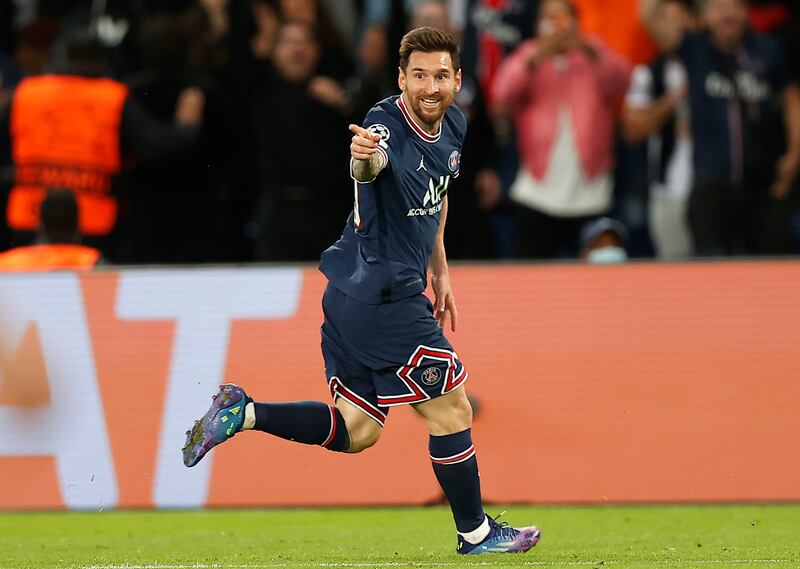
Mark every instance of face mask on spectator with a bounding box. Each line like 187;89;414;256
587;246;628;264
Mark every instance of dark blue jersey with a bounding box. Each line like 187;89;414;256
678;30;792;183
320;95;467;304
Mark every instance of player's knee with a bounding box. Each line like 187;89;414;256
345;423;381;453
450;390;473;429
335;399;383;453
417;388;473;435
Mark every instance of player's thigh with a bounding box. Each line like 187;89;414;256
335;397;383;452
321;284;386;453
412;386;472;436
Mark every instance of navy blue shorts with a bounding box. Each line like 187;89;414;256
321;283;468;427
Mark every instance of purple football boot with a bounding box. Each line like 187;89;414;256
182;383;250;467
457;514;541;554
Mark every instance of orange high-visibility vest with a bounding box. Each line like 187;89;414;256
0;244;101;271
572;0;657;66
8;75;128;236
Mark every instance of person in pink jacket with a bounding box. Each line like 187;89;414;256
493;0;631;259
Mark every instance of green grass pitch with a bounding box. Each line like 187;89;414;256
2;505;799;569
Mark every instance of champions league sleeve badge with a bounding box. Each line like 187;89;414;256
367;123;391;142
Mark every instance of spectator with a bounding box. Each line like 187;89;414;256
579;216;629;264
319;0;360;54
363;0;516;78
410;0;451;30
0;20;59;112
460;0;538;105
493;0;630;259
624;0;698;259
0;188;102;271
207;0;282;262
0;31;205;259
250;20;352;261
348;24;395;123
120;9;236;264
674;0;800;256
278;0;353;80
249;1;281;63
361;0;425;68
1;19;58;81
182;0;236;75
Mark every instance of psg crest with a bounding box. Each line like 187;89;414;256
448;150;459;172
421;366;441;386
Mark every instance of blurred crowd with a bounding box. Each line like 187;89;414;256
0;0;798;268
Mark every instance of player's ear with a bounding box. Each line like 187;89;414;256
398;66;406;91
454;69;462;93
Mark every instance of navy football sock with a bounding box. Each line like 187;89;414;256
253;401;350;452
429;429;486;533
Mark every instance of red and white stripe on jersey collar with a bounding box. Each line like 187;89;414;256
378;345;468;407
328;376;387;427
396;95;442;143
430;445;476;465
321;404;338;447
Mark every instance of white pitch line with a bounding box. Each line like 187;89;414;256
78;559;797;569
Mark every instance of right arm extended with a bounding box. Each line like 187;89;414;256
349;123;386;182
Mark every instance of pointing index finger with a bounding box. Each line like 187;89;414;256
349;123;368;137
349;123;380;142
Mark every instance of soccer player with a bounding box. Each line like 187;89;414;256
182;27;540;555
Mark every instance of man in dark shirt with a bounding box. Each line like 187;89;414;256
182;27;540;556
0;32;204;258
250;20;353;261
677;0;800;255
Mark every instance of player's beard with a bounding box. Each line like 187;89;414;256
408;93;452;132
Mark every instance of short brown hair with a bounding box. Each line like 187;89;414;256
398;27;460;71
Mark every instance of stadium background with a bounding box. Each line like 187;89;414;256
2;3;800;567
1;5;800;568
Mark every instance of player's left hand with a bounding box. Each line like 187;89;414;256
432;273;458;332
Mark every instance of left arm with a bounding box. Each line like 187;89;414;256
121;90;203;163
429;195;458;332
772;84;800;200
